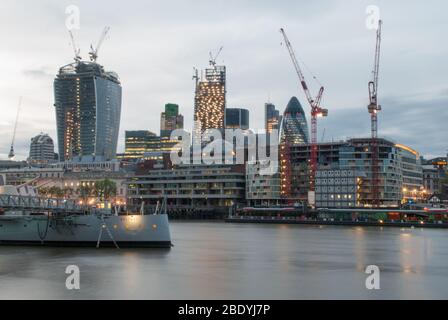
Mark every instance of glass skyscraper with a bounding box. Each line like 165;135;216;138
54;61;122;161
265;103;281;134
225;108;249;130
280;96;309;145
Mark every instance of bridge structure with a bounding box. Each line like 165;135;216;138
0;194;90;214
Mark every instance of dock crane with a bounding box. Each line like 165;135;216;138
89;26;110;62
8;97;22;160
367;20;383;207
280;28;328;202
68;30;82;62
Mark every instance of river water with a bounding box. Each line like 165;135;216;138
0;222;447;299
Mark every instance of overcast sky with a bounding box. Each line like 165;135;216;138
0;0;447;160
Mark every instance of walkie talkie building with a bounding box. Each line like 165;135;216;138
54;61;122;161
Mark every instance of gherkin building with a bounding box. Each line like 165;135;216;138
280;96;309;145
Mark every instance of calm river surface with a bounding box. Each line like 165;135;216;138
0;222;447;299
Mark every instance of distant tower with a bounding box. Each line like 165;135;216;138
265;102;281;134
54;61;122;161
225;108;249;130
280;97;309;145
160;103;184;138
28;133;55;165
193;52;226;141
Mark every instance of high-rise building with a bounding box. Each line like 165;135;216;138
54;61;122;161
160;103;184;138
124;130;180;159
280;97;309;146
265;103;281;134
225;108;249;130
193;65;226;137
28;133;56;165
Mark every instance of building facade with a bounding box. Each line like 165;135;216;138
225;108;249;130
286;138;423;208
246;160;281;206
396;144;424;202
127;164;245;208
315;169;364;208
422;157;447;195
28;133;56;165
160;103;184;138
193;65;226;137
54;61;122;161
124;130;180;160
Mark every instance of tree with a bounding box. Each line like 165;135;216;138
94;179;117;202
37;186;49;197
48;186;64;198
63;186;74;199
78;184;93;203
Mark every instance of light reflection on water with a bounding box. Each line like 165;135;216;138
0;222;447;299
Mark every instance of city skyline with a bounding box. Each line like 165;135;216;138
0;0;447;160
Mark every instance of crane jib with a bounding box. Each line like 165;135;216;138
301;81;308;90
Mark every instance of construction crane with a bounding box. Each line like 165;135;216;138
280;28;328;199
367;20;382;207
192;67;199;87
8;97;22;160
68;30;82;62
89;26;110;62
209;46;223;67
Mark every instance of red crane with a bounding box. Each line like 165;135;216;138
280;28;328;202
367;20;382;207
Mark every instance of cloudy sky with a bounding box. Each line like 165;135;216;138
0;0;447;160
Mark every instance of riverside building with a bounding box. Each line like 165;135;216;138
54;61;122;161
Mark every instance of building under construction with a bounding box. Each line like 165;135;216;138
54;61;122;161
286;138;423;207
193;58;226;141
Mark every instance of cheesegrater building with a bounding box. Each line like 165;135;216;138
54;61;122;161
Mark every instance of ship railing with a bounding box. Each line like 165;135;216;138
0;194;88;213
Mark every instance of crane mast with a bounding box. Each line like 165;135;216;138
368;20;382;207
280;28;328;200
68;30;82;62
89;26;110;62
8;96;22;160
209;46;223;67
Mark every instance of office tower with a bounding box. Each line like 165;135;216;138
54;61;122;161
124;130;180;159
225;108;249;130
28;133;55;164
280;97;309;145
265;103;281;134
193;64;226;138
160;103;184;138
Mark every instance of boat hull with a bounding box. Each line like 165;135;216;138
0;213;172;248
